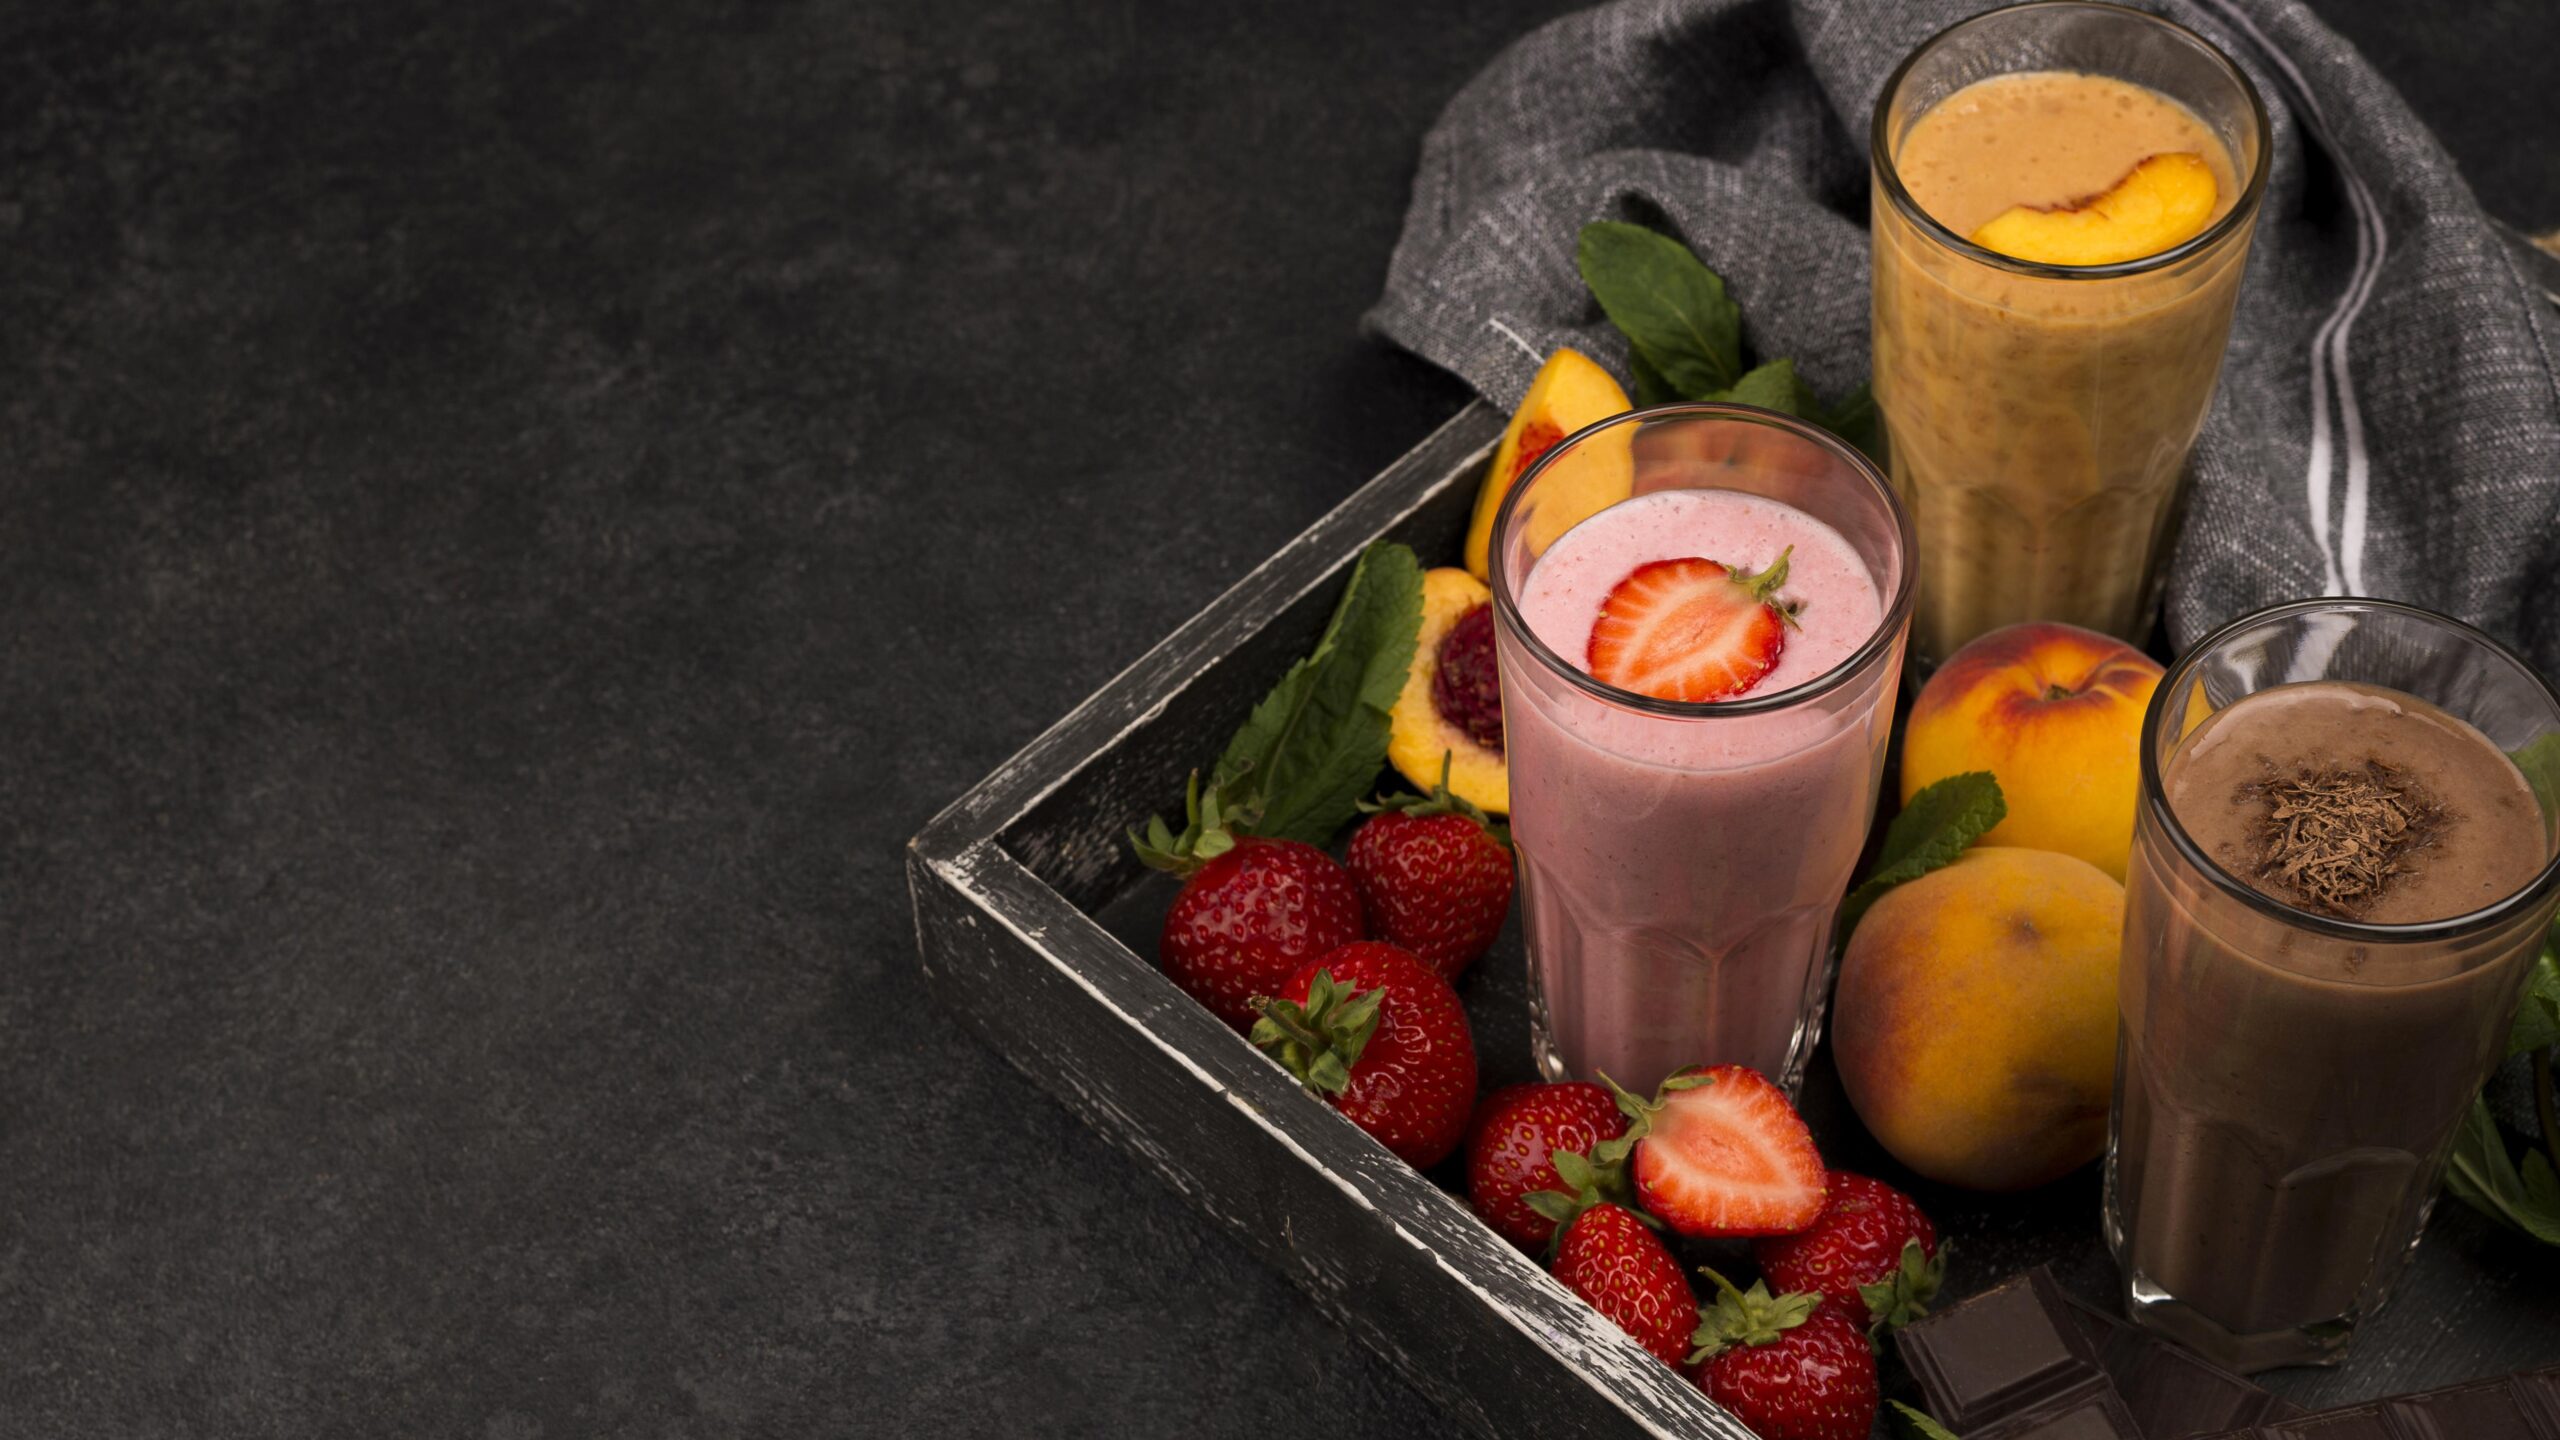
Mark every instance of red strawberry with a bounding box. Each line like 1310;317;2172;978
1687;1272;1878;1440
1346;761;1514;982
1754;1171;1945;1333
1585;549;1797;702
1608;1066;1825;1238
1135;775;1365;1031
1551;1203;1698;1367
1253;942;1477;1168
1465;1081;1630;1249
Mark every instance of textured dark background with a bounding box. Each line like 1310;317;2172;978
1;1;2552;1435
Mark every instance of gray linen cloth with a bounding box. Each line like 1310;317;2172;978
1368;0;2560;672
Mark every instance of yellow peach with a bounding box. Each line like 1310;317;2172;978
1833;847;2125;1192
1901;622;2163;881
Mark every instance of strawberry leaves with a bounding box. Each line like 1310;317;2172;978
1575;221;1880;459
1687;1268;1819;1363
1250;968;1386;1097
1837;772;2007;941
1857;1237;1946;1334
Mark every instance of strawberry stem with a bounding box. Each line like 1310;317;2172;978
1359;752;1512;848
1250;968;1385;1098
1688;1269;1820;1363
1130;770;1246;876
1734;546;1800;632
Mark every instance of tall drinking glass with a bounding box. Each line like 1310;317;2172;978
1489;405;1915;1097
2108;600;2560;1372
1872;1;2269;666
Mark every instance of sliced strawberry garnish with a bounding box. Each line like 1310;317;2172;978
1609;1066;1826;1238
1585;550;1795;702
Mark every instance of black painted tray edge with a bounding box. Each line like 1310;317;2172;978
907;401;1756;1440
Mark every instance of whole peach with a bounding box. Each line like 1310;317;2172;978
1832;847;2124;1192
1901;622;2163;880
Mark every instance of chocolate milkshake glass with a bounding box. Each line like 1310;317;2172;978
1489;406;1914;1097
2108;600;2560;1372
1873;2;2269;666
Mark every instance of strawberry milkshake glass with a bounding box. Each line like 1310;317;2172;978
1488;405;1914;1097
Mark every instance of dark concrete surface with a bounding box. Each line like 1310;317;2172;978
0;2;2549;1435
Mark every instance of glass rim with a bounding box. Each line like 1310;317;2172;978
2137;597;2560;946
1870;0;2273;283
1485;401;1917;720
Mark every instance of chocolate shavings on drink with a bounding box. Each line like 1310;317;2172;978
2238;760;2446;918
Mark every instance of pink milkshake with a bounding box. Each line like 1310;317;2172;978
1488;407;1913;1096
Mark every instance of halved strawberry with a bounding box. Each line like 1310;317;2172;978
1585;549;1796;702
1606;1066;1826;1237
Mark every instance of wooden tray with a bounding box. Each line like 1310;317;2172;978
907;401;2556;1438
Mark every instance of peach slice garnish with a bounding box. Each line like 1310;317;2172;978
1969;152;2219;267
1465;348;1632;580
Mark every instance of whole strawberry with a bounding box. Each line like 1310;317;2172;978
1688;1272;1878;1440
1136;777;1364;1031
1346;759;1514;981
1551;1203;1697;1367
1253;942;1477;1168
1465;1081;1630;1249
1754;1171;1944;1333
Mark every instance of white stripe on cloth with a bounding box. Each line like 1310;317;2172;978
2191;0;2386;599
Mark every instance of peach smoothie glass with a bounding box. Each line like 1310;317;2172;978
1872;1;2269;666
1488;405;1915;1096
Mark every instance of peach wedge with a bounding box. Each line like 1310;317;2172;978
1463;349;1632;581
1970;152;2218;267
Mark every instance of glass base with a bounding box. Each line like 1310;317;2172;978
2117;1266;2357;1374
1526;982;1819;1099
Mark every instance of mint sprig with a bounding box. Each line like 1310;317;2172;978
2445;1087;2560;1245
1131;541;1424;872
1575;221;1880;459
1891;1400;1965;1440
2448;910;2560;1246
1836;772;2008;942
2509;947;2560;1059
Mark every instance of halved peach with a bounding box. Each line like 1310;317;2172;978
1387;567;1508;815
1463;349;1633;580
1970;152;2218;267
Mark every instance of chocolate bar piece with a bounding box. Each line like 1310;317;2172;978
2193;1365;2560;1439
1896;1267;2304;1440
2066;1294;2302;1439
1895;1269;2141;1439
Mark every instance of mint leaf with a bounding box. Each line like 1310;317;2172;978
1712;357;1803;415
1212;541;1424;847
2513;733;2560;821
1575;222;1882;459
1838;773;2007;941
2510;947;2560;1058
2444;1095;2560;1245
1576;222;1742;398
1818;383;1884;464
1627;349;1679;409
1891;1401;1964;1440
